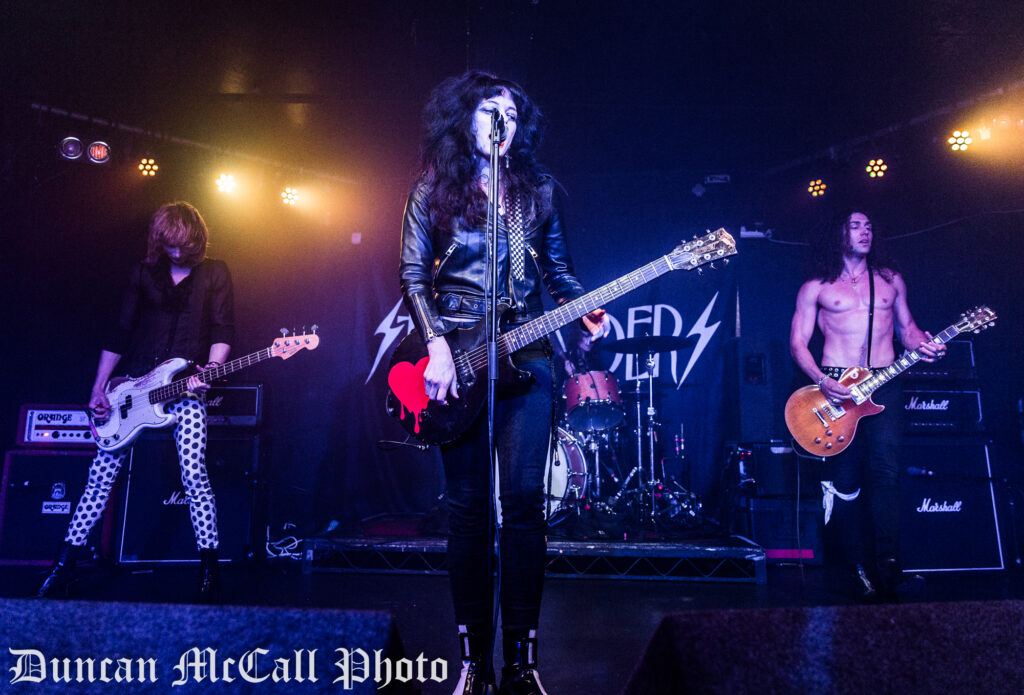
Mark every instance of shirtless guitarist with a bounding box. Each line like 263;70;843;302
789;210;945;601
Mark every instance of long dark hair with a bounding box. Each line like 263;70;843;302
420;71;548;232
809;209;899;283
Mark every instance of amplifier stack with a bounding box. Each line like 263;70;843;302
1;385;265;566
900;339;1002;572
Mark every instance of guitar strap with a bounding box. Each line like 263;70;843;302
866;265;874;368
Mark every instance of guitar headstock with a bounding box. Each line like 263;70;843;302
271;325;321;359
954;306;996;334
667;228;737;272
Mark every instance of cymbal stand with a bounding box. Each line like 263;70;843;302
585;431;604;499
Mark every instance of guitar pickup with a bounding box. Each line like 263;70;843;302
453;351;475;387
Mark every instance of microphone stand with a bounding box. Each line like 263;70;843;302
484;110;504;679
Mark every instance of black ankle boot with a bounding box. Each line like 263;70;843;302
196;548;221;604
878;556;923;602
36;542;83;599
452;624;495;695
499;629;547;695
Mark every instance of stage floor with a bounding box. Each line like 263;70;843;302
3;558;1023;694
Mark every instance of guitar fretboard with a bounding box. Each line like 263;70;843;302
147;348;274;405
853;324;961;400
502;256;674;352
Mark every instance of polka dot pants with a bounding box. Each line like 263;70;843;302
65;395;220;550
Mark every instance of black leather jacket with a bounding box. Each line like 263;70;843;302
399;176;586;342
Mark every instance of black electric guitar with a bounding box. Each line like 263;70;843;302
784;306;996;457
385;229;737;445
91;329;320;451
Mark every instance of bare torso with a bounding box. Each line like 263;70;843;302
816;270;898;368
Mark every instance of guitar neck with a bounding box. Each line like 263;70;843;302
855;323;961;398
148;348;274;405
503;256;674;351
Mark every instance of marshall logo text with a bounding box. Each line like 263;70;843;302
916;498;963;513
905;397;951;412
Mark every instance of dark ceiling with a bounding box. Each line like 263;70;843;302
6;0;1024;184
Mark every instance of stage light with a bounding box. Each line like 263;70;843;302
807;179;827;197
87;141;110;164
59;137;83;160
865;158;887;178
948;130;972;151
216;173;236;193
138;158;159;177
281;187;299;205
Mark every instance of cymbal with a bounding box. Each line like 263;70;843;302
596;335;697;354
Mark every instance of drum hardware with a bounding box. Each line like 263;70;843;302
595;336;702;531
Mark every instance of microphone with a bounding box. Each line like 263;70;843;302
906;466;936;477
492;111;506;142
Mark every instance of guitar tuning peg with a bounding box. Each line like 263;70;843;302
311;324;319;334
709;262;716;270
696;267;704;276
280;328;289;337
722;258;730;266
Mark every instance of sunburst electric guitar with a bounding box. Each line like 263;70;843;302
784;306;996;457
90;329;320;451
385;229;737;445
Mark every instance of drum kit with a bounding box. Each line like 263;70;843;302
544;335;704;532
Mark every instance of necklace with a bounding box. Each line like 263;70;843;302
841;268;868;284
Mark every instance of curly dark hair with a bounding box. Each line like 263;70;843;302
420;71;549;232
809;209;899;283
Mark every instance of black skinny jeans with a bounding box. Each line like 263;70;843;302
441;346;552;631
821;367;903;568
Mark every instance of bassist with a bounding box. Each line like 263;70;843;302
789;210;944;601
37;201;234;602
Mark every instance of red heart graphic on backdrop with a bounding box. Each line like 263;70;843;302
388;358;430;430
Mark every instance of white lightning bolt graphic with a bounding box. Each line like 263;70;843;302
677;291;721;387
366;299;414;384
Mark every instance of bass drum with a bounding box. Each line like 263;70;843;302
544;427;588;524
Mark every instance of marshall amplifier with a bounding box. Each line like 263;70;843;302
903;388;982;433
205;384;263;427
899;438;1003;572
17;404;96;447
904;339;976;381
116;432;261;563
0;449;114;564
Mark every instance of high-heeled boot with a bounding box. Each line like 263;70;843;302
36;542;83;599
499;629;547;695
452;624;494;695
196;548;221;604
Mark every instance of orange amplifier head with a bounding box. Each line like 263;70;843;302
17;404;96;448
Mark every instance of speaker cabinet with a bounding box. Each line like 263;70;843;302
899;438;1003;572
116;433;261;564
0;449;114;565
